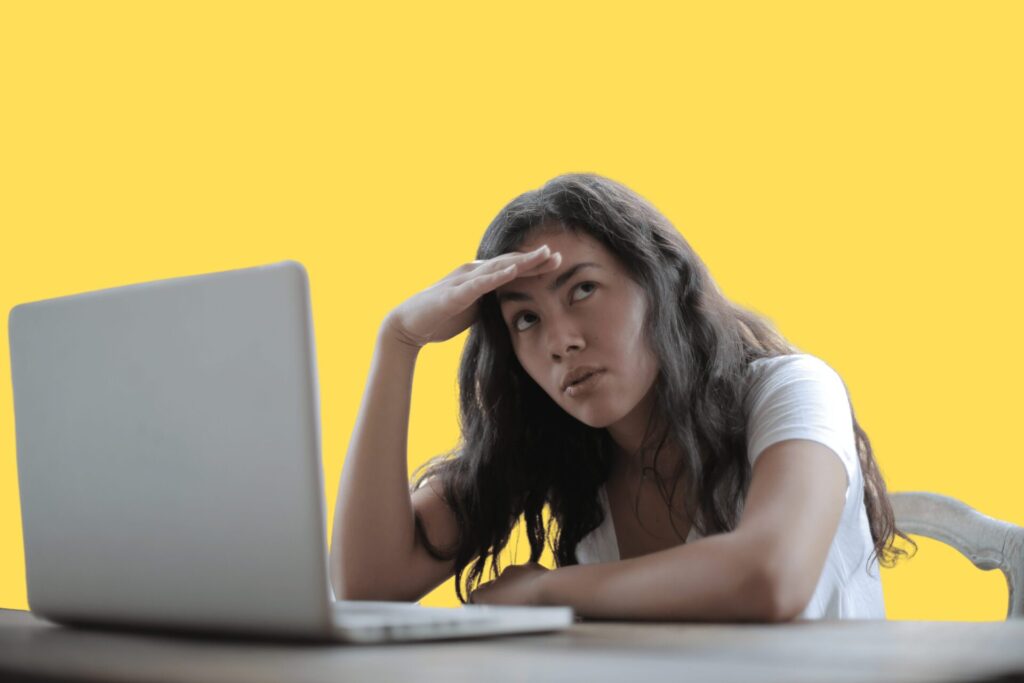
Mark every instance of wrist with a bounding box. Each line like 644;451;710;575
535;567;561;607
379;315;425;356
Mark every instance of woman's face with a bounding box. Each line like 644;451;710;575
495;228;660;430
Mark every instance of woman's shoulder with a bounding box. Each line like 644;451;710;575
742;352;859;482
743;353;847;407
747;352;843;383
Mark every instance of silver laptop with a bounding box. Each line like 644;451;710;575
7;260;574;643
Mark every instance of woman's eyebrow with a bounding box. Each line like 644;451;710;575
496;262;603;304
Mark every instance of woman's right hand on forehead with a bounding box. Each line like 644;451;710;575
384;244;562;349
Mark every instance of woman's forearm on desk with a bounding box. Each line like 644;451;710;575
539;531;783;622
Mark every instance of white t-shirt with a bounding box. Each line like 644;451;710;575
574;353;886;620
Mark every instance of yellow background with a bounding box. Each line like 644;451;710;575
1;1;1020;620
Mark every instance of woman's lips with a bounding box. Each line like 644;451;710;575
564;370;605;398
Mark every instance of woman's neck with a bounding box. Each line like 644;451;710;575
605;384;686;482
608;420;682;482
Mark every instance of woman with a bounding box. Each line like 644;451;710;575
330;172;914;621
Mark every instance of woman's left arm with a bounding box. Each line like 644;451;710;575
472;438;847;622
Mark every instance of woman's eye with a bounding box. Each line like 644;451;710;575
512;283;597;332
515;313;538;332
572;282;597;302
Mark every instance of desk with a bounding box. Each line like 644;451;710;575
1;608;1023;683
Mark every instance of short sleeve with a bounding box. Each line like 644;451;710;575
744;354;859;500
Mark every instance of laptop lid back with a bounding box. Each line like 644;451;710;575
8;261;332;637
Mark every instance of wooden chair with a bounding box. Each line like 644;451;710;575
889;492;1024;619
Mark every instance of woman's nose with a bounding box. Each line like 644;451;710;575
546;316;585;359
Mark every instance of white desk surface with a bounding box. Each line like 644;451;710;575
2;608;1024;683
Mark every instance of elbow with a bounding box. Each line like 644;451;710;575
745;560;811;623
333;578;418;603
329;559;378;602
328;548;346;600
728;531;814;622
328;545;369;601
329;549;417;602
332;578;367;602
330;570;380;602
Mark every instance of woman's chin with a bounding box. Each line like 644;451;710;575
563;404;622;429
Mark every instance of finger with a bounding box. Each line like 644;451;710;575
489;244;552;265
472;246;551;279
457;250;564;306
443;257;522;309
447;261;522;308
445;248;565;313
451;245;553;286
460;250;562;293
512;250;562;278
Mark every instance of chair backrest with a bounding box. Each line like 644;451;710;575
889;492;1024;620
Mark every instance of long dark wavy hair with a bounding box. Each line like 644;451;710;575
410;172;915;604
